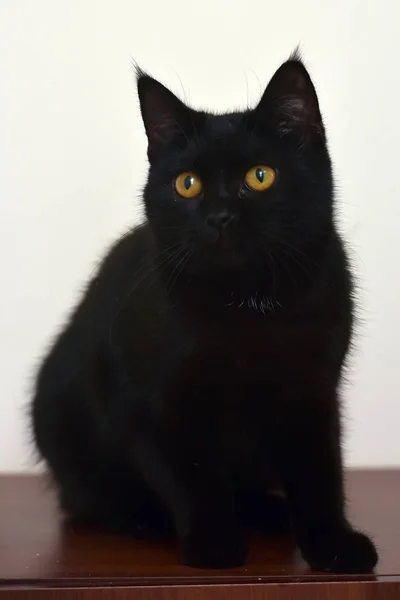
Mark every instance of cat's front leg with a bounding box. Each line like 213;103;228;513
270;391;378;573
132;421;246;568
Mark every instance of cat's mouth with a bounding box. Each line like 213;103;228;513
206;232;239;260
200;225;236;249
199;237;246;271
216;234;234;251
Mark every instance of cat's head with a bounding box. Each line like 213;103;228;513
138;54;333;295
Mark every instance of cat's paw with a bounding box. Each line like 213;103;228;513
180;521;247;569
300;528;378;573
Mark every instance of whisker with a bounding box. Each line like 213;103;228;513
279;246;313;283
108;242;184;352
165;247;192;295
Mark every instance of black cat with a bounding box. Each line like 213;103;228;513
31;52;378;573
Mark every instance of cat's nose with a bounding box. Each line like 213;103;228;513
205;211;237;234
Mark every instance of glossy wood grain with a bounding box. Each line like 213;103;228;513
2;582;400;600
0;471;399;598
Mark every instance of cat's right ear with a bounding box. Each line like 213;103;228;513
137;70;192;162
254;52;325;141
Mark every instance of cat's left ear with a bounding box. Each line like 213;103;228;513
254;53;325;140
137;70;193;162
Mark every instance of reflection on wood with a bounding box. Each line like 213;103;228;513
0;471;399;597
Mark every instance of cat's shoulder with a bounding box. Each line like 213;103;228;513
100;223;153;271
84;223;154;302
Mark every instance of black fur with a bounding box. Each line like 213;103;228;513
31;54;378;573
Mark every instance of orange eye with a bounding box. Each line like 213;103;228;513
175;172;203;199
245;165;276;191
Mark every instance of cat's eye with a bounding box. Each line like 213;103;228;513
244;165;276;192
175;172;203;199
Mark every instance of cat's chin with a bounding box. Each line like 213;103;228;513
191;258;247;276
194;242;250;272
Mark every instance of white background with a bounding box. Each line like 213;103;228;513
0;0;399;471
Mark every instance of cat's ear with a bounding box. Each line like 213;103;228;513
137;70;192;161
255;52;324;140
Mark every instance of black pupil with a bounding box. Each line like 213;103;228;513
184;175;193;190
256;168;264;183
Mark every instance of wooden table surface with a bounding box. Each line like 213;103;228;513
0;471;399;598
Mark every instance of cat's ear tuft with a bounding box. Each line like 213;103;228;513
137;70;192;161
255;54;324;140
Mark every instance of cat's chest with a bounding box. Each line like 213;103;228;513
190;314;328;382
